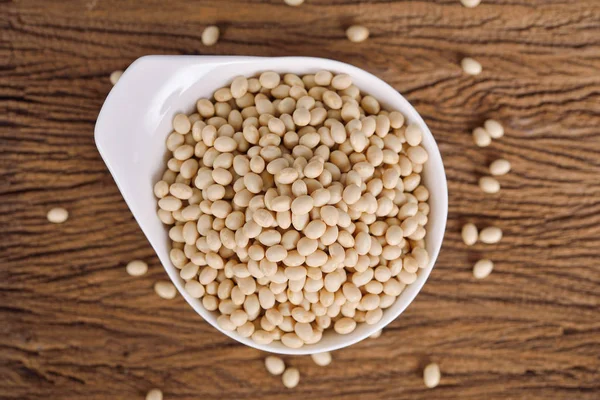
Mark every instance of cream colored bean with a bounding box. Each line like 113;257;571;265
294;322;314;342
407;146;428;164
281;332;304;349
461;57;482;75
490;159;511;176
334;317;357;334
412;247;429;269
253;209;275;228
214;136;237;152
154;281;177;299
293;108;311;127
47;207;69;223
484;119;504;138
398;270;417;284
275;167;299;185
265;356;285;375
146;388;163;400
370;329;382;339
461;0;481;7
479;226;503;243
202;25;220;46
252;330;273;345
282;367;300;388
159;196;182;212
346;25;369;43
473;259;494;279
473;127;491;147
173;113;191;134
479;176;500;194
423;363;441;388
237;321;255;338
154;180;169;198
109;70;123;85
291;195;313;215
311;351;332;366
259;71;280;89
304;220;327;240
185;281;205;299
266;245;288;262
285;265;307;280
461;223;478;246
405;123;422;146
230;76;249;99
126;260;148;276
217;315;236;331
331;74;352;91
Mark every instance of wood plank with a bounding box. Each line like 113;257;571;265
1;0;599;399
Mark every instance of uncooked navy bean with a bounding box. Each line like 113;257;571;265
461;0;481;7
110;70;123;85
479;176;500;194
473;127;491;147
146;388;163;400
282;367;300;388
154;281;177;299
311;351;332;366
265;356;285;375
461;223;478;246
473;259;494;279
479;226;503;244
47;207;69;223
423;363;441;388
461;57;482;75
489;159;511;176
126;260;148;276
484;119;504;138
202;26;220;46
346;25;369;43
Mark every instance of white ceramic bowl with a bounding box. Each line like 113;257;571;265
95;55;448;355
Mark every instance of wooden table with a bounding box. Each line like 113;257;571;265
2;1;599;399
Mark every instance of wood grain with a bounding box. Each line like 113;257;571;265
2;0;599;399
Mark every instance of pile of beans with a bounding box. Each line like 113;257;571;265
154;70;431;348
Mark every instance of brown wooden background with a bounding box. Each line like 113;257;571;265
2;0;599;399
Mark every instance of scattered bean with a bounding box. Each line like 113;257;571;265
47;207;69;223
346;25;369;43
146;388;163;400
473;259;494;279
126;260;148;276
423;363;441;388
479;176;500;194
110;70;123;85
489;159;511;176
479;226;503;243
265;356;286;375
282;367;300;388
311;351;332;366
202;26;220;46
461;223;478;246
484;119;504;138
473;127;491;147
460;0;481;8
461;57;482;75
154;281;177;299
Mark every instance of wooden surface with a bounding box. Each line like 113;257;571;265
2;0;599;399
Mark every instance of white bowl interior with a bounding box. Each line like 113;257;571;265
95;56;448;355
